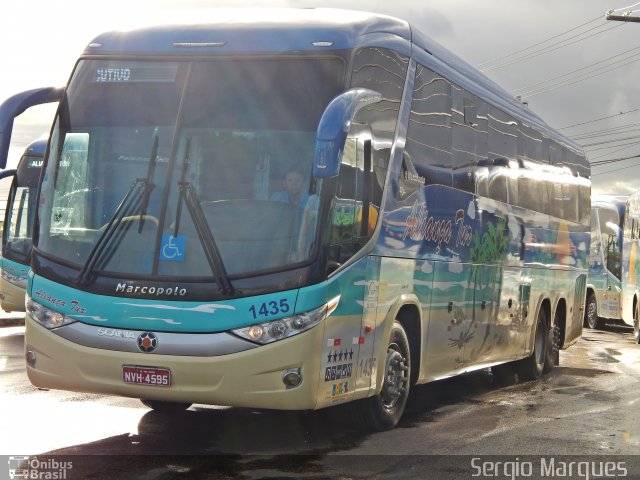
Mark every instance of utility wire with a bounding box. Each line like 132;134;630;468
591;157;640;176
559;107;640;130
511;45;640;95
482;22;623;72
611;1;640;12
571;122;640;140
518;53;640;98
592;152;640;165
585;139;640;152
476;15;602;68
589;140;640;160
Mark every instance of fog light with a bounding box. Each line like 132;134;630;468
26;350;36;367
247;325;264;341
282;368;302;389
269;320;287;339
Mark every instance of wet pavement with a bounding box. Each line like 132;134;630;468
1;322;639;479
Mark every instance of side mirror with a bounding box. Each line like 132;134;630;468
0;169;17;181
0;87;63;169
313;88;381;178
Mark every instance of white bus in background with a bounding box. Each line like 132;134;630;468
586;194;640;341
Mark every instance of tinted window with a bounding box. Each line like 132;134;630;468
405;64;452;187
452;86;488;192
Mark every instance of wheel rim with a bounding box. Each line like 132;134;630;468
380;345;408;410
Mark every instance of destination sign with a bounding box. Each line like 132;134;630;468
92;62;178;83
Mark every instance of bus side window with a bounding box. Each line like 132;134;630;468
405;63;452;189
328;136;379;269
598;207;622;280
452;88;488;193
485;107;517;204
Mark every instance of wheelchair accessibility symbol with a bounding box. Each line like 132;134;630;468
160;234;186;262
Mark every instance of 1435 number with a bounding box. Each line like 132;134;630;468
249;299;291;320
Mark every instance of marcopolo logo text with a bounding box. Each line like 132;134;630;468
116;283;187;297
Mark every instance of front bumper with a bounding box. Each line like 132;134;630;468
25;317;325;410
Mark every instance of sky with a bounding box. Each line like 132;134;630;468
2;0;639;196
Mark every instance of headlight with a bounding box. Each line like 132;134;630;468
26;297;76;329
232;297;339;345
1;269;27;289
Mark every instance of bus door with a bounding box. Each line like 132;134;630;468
323;134;378;404
597;207;622;319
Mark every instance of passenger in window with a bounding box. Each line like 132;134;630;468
271;168;311;208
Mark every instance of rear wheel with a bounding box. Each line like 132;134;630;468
543;320;561;374
585;293;603;329
353;321;410;431
141;399;192;413
515;308;548;381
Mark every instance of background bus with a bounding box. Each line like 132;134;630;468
0;138;44;313
0;9;589;430
586;194;640;341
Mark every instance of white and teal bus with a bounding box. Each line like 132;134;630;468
0;9;589;430
586;194;640;341
0;138;46;312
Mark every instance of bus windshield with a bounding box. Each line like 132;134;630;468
4;154;42;259
37;57;346;280
598;206;623;280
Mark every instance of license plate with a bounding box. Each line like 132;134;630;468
123;365;171;387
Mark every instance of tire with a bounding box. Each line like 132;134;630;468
584;293;603;329
140;399;192;413
543;320;561;374
515;308;548;381
353;321;411;431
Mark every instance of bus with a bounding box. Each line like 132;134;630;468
586;194;640;340
0;9;589;430
0;138;45;312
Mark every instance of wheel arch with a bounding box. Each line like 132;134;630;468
395;303;421;387
378;295;422;389
553;297;567;349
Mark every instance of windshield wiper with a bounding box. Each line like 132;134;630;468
173;139;189;238
138;135;158;233
175;142;234;295
76;135;159;285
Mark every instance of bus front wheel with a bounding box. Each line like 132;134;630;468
585;293;603;329
634;304;640;344
354;321;411;431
